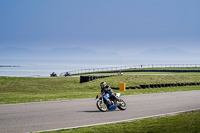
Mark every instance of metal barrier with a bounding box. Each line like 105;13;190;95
59;64;200;77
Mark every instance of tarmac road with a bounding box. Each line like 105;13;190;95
0;90;200;133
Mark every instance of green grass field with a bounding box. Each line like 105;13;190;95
1;71;200;104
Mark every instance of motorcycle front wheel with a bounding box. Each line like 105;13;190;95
96;100;107;112
117;99;127;110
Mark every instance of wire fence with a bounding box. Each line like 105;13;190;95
59;64;200;77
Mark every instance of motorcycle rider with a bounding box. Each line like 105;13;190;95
99;82;118;105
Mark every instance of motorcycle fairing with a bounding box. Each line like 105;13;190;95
108;105;117;110
115;93;120;97
103;93;110;100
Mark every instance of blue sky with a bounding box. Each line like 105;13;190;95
0;0;200;56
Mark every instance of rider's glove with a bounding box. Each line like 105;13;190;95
96;95;98;99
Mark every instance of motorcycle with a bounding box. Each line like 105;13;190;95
96;93;127;112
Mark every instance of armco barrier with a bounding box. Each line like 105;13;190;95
111;82;200;90
60;64;200;76
101;70;200;73
80;75;117;83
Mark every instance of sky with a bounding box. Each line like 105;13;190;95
0;0;200;56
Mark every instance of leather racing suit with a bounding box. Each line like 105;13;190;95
101;85;118;105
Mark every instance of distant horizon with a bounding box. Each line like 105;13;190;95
1;46;200;61
1;46;200;55
1;44;200;56
0;59;200;77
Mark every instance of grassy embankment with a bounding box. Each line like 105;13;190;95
1;67;200;104
41;110;200;133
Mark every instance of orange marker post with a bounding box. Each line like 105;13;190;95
119;83;126;91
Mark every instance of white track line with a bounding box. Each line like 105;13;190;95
34;108;200;133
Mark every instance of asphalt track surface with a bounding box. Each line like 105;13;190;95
0;90;200;133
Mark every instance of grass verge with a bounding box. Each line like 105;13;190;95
41;110;200;133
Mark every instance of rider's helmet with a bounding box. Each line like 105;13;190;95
100;82;106;89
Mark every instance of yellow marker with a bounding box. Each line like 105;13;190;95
119;83;126;91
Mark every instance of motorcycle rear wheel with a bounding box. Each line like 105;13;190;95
117;99;127;110
96;100;107;112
